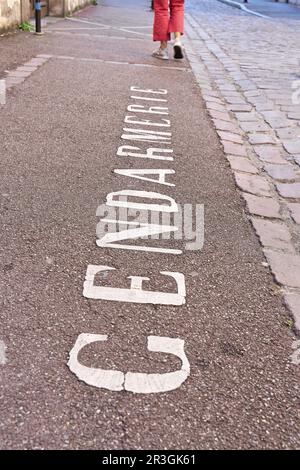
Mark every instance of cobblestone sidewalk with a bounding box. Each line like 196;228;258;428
185;0;300;337
220;0;300;20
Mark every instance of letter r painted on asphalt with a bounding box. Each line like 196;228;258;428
83;265;186;305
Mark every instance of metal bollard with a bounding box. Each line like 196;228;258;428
35;1;42;35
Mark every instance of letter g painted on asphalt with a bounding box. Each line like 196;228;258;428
68;334;190;393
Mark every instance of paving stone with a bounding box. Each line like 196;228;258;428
251;218;293;252
203;95;223;104
235;80;257;91
248;134;276;145
197;81;212;91
264;250;300;289
225;96;247;105
244;90;261;98
257;84;282;90
228;104;252;112
249;96;273;105
275;98;293;106
231;74;246;81
206;102;227;112
222;141;247;156
25;58;48;66
255;102;276;112
5;77;25;87
16;66;37;72
222;91;242;98
22;61;40;68
240;121;270;133
5;75;24;82
234;172;271;197
242;193;282;219
266;91;290;99
283;140;300;155
235;112;258;122
287;203;300;224
209;110;232;122
269;119;293;129
281;105;300;113
217;131;243;144
8;70;31;78
261;110;287;121
253;145;286;164
218;84;236;91
227;156;258;174
264;163;297;181
212;119;240;133
287;112;300;120
276;128;300;140
284;293;300;333
276;182;300;199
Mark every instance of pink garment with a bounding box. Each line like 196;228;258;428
153;0;185;42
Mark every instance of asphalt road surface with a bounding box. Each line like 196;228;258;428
0;0;299;450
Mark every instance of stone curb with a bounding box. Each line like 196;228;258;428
184;14;300;336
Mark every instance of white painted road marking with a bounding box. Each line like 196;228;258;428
124;115;171;127
105;190;178;213
45;54;190;71
122;128;172;144
131;96;168;102
47;31;149;43
130;87;168;95
113;169;175;187
127;105;169;115
69;85;192;392
117;146;174;161
125;336;190;393
50;54;190;72
0;341;7;365
96;217;181;254
83;265;186;305
0;80;6;105
68;334;190;393
65;17;152;37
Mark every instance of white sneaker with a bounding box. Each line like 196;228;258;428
152;48;169;60
173;40;184;60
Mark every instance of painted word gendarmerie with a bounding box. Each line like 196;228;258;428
68;86;192;394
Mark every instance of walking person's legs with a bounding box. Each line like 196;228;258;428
153;0;170;52
152;0;185;60
169;0;184;38
169;0;185;59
